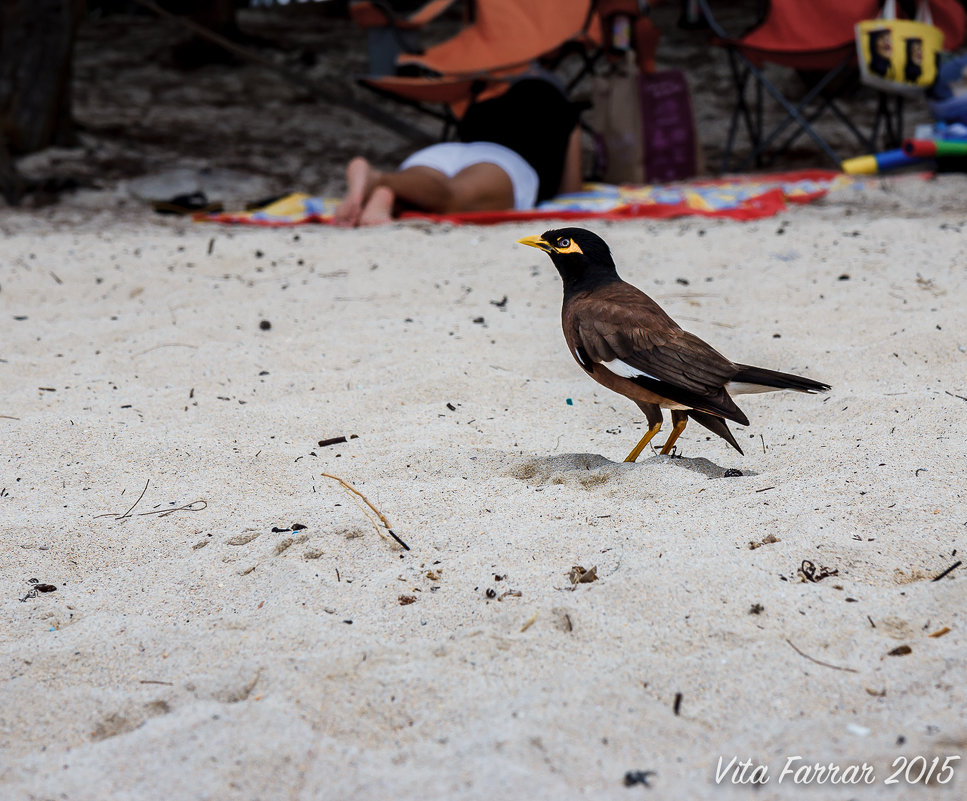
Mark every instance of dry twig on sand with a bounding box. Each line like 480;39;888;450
785;639;859;673
321;473;409;551
932;560;961;581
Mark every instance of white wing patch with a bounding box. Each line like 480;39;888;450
601;358;660;382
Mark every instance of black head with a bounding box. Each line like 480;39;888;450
517;227;620;293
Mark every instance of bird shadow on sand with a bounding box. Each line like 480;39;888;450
657;453;758;480
507;452;756;489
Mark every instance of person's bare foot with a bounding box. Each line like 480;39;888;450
359;185;395;226
333;156;378;227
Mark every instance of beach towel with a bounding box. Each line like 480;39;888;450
201;169;855;226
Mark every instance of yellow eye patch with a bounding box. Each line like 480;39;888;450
555;237;583;254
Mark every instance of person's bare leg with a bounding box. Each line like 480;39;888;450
379;163;514;213
374;165;455;212
557;127;583;196
333;156;379;227
354;161;514;220
447;162;515;212
359;185;395;226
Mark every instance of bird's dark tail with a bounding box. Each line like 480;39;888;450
687;410;743;455
732;365;830;393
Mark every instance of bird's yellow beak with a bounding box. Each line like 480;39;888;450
517;234;552;253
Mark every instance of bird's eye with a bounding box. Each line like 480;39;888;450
557;238;570;248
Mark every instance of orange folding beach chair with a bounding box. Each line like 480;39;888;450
349;0;461;76
357;0;652;138
696;0;935;171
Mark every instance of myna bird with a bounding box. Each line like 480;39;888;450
517;227;830;460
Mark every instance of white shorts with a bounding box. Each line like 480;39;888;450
399;141;539;211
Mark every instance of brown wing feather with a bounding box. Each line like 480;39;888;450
565;283;748;423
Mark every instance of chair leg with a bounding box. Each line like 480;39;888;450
739;61;765;161
872;97;882;147
871;93;905;151
772;92;873;165
897;97;905;147
766;100;833;167
724;53;758;173
885;94;904;148
826;99;874;151
565;48;602;96
755;75;764;167
733;56;849;170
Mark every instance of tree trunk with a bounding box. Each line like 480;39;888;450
0;126;24;203
0;0;82;156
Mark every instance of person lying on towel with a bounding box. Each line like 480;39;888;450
333;75;581;226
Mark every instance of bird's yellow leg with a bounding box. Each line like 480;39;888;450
659;417;688;455
624;423;662;463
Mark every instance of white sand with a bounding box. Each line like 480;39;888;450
2;175;966;799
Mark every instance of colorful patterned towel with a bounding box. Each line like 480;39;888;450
202;169;857;226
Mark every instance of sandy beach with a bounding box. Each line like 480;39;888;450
2;173;966;799
2;3;967;798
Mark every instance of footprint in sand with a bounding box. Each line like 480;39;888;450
508;453;631;489
219;524;370;575
221;528;310;575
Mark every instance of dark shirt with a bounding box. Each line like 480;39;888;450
457;78;580;202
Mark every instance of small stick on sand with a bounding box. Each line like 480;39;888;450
931;560;961;581
120;479;151;519
94;479;206;520
785;638;859;673
133;343;199;358
321;473;410;551
139;500;207;517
